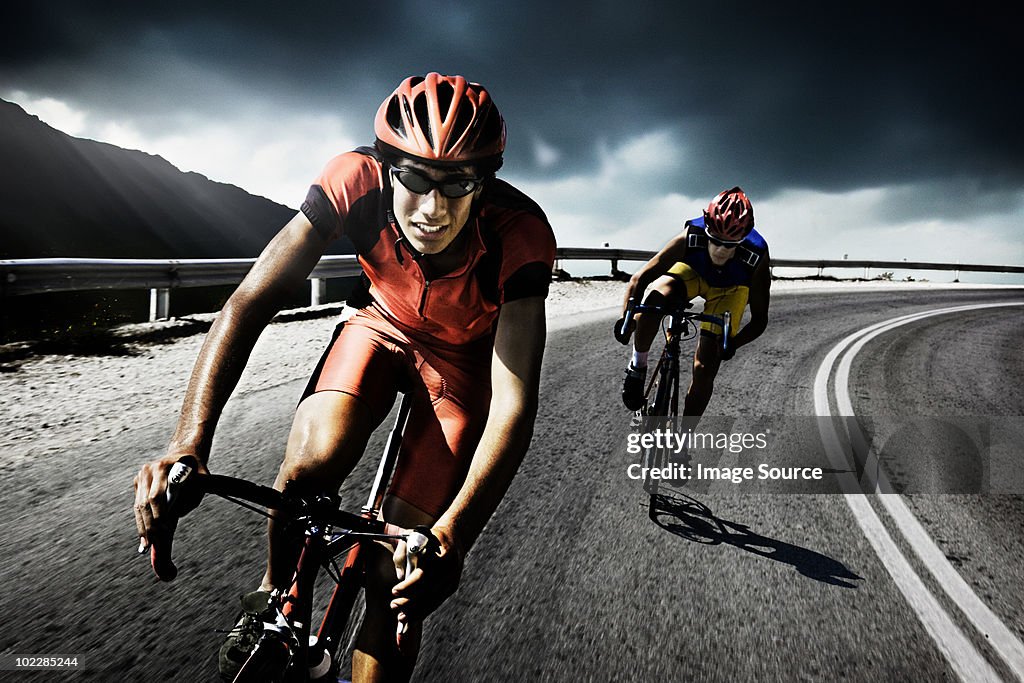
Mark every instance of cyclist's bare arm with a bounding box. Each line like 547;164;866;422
437;295;546;548
730;245;771;349
391;295;547;622
133;212;331;578
621;225;691;312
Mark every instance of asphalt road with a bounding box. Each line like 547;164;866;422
2;287;1022;682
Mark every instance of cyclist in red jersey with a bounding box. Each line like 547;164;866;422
133;73;555;681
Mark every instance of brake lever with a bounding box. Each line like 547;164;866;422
397;529;433;638
615;298;638;344
164;455;205;518
166;456;198;508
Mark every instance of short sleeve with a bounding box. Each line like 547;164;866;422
499;214;557;302
300;152;383;241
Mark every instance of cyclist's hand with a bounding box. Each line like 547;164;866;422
390;525;462;641
613;316;635;345
133;453;206;581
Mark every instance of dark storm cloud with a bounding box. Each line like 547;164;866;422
3;1;1021;203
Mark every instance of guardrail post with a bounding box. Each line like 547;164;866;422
311;278;327;307
149;288;170;321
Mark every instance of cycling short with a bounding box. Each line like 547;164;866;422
666;263;747;336
301;304;492;518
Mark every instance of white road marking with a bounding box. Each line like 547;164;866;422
814;302;1024;682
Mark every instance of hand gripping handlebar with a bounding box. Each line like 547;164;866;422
396;527;434;638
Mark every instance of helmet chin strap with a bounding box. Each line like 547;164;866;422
388;184;486;266
385;169;425;265
389;209;423;265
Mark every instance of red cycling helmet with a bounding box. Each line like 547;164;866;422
704;186;754;243
374;73;506;168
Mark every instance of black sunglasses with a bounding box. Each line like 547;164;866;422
707;233;743;248
390;166;482;199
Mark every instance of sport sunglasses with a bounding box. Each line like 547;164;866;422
706;233;744;248
390;166;482;198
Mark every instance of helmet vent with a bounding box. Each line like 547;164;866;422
386;96;406;138
401;96;416;139
449;100;475;153
412;93;433;148
436;80;455;118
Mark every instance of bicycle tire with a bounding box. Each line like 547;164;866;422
642;355;672;498
647;337;681;418
329;587;365;679
643;340;685;506
313;541;369;681
232;635;290;683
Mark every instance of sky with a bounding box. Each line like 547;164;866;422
2;1;1022;282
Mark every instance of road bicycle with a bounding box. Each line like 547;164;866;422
160;391;432;682
619;298;730;509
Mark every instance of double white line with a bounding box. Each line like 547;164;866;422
813;302;1024;682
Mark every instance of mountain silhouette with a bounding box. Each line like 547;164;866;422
0;98;353;259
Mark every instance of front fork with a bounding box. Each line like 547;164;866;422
267;523;370;682
256;525;328;680
312;519;371;675
721;312;732;354
284;534;321;650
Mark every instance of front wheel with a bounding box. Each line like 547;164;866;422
233;634;290;683
329;586;365;680
314;541;369;681
642;353;679;499
645;364;677;418
643;343;686;513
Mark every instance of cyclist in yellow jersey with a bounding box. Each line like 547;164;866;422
616;187;770;416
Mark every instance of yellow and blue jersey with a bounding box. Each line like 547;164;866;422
680;216;768;288
665;216;769;336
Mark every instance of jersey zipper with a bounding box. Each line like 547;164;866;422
412;219;487;321
418;279;431;319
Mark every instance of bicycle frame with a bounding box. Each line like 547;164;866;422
298;390;415;678
646;314;684;418
621;300;729;509
624;300;731;417
167;391;417;682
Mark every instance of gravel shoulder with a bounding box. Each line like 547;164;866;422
2;278;1021;466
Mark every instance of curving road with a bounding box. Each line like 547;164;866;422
1;287;1022;682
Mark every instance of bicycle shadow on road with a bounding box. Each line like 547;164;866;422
649;492;863;588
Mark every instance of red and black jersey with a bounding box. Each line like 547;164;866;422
300;148;556;346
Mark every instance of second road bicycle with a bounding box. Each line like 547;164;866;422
619;297;730;509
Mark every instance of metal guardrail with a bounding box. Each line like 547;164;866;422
3;250;1022;321
0;256;363;296
557;247;655;263
770;258;1024;276
0;256;363;320
556;251;1024;279
554;250;1024;276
